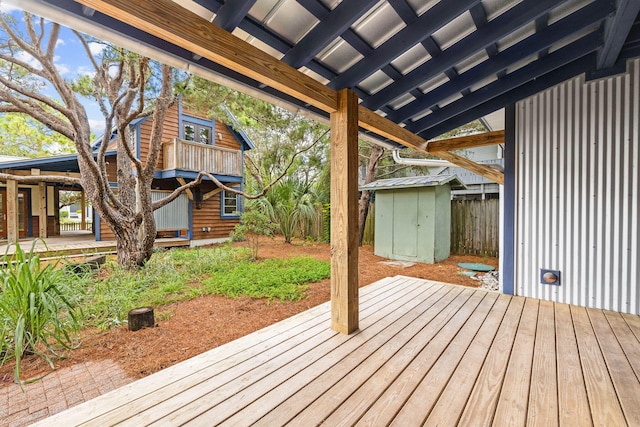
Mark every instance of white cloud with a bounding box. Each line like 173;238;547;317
56;39;66;47
76;66;96;78
88;42;106;56
55;63;70;75
88;118;106;135
15;51;40;70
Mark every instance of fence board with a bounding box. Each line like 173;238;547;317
450;199;499;257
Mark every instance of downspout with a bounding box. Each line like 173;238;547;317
392;150;456;169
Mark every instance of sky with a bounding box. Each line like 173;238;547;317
1;4;116;136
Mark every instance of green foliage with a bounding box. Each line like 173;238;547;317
0;242;81;383
322;203;331;243
0;113;76;157
254;177;320;244
204;257;330;301
69;246;250;328
230;206;277;259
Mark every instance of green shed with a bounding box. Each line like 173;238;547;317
361;175;466;264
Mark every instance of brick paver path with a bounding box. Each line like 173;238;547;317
0;360;133;427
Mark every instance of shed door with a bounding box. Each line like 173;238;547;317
392;189;418;257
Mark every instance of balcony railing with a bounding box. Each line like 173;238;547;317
163;138;242;176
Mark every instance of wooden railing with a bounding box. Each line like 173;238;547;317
163;138;242;176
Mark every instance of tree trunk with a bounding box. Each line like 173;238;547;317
128;307;155;331
358;145;385;246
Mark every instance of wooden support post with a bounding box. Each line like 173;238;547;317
39;183;48;238
6;179;18;243
80;190;87;230
330;88;359;334
31;169;48;239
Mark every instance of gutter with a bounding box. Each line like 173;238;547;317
392;150;456;168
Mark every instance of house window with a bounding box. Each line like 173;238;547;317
183;121;212;145
222;191;239;217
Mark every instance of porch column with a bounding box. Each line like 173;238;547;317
6;179;18;243
33;169;48;238
330;88;359;334
39;183;48;238
80;190;86;231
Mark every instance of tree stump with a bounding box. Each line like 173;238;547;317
128;307;155;331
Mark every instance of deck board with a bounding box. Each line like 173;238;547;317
32;276;640;427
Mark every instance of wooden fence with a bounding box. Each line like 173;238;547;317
450;199;499;257
294;199;499;257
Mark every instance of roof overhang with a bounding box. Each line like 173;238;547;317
8;0;640;185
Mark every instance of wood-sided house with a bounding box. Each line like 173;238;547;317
0;98;254;244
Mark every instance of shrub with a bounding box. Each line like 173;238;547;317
0;241;82;383
204;256;330;301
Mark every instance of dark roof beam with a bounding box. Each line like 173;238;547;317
598;0;640;69
282;0;379;69
330;0;482;89
535;14;550;59
191;0;222;14
409;32;601;134
362;0;565;111
469;3;498;57
387;0;418;23
422;54;597;139
213;0;258;32
387;0;614;123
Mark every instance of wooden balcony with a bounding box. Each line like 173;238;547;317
162;138;242;176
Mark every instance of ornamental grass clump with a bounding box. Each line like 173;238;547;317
0;241;82;383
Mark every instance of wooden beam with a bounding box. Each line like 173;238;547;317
330;89;359;334
77;0;337;112
39;183;48;238
357;107;428;151
176;178;193;200
431;150;505;185
81;190;87;230
6;179;18;243
31;169;49;239
75;0;432;153
3;169;83;179
202;188;223;201
427;130;504;152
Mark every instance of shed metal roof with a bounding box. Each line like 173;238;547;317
360;174;466;190
12;0;640;145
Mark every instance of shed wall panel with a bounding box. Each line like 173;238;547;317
515;58;640;314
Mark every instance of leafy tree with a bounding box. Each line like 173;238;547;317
230;205;277;260
0;12;180;268
0;112;75;157
252;177;320;244
183;76;331;194
0;13;328;267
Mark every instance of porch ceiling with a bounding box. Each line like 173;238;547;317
14;0;640;145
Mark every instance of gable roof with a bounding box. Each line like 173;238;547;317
360;174;466;191
17;0;640;147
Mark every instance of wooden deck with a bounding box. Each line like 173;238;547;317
33;276;640;426
0;233;190;259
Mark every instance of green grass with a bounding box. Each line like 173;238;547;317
204;257;330;301
67;246;328;329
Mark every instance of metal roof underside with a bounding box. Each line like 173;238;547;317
360;174;466;190
17;0;640;143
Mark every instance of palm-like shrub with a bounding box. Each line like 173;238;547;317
0;241;81;383
253;178;320;243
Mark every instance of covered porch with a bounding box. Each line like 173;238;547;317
33;276;640;426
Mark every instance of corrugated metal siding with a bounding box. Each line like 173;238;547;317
152;191;188;231
515;58;640;314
